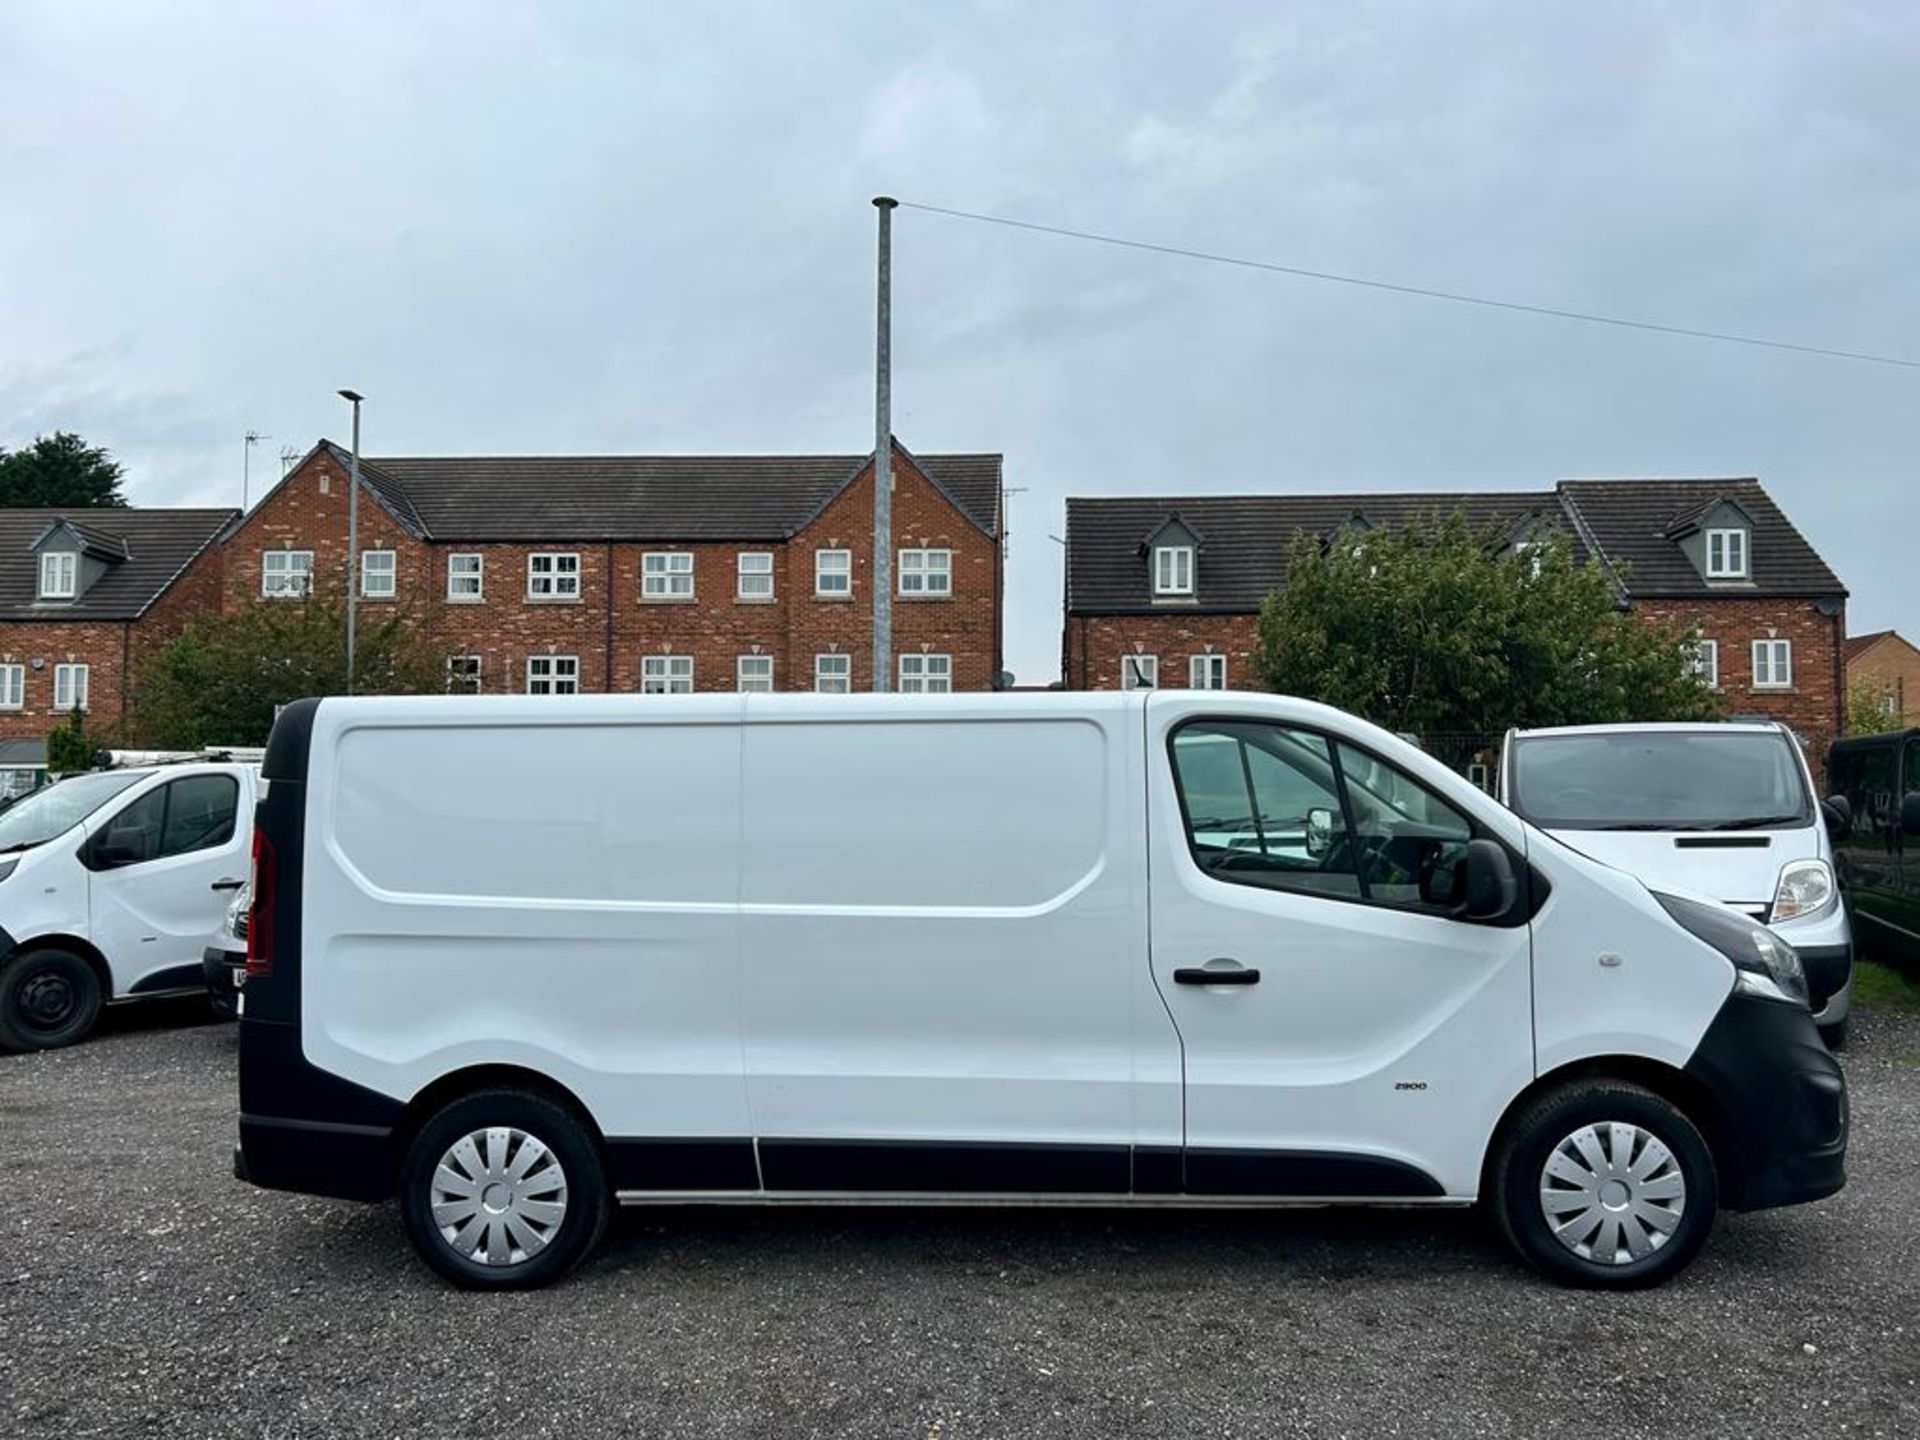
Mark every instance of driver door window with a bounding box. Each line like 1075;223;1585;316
1170;723;1360;899
88;775;240;869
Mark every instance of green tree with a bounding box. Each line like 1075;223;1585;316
1845;678;1904;736
129;596;443;748
1254;512;1723;734
0;431;130;507
44;707;98;772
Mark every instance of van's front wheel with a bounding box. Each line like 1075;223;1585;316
0;947;103;1053
1492;1080;1718;1289
400;1090;608;1290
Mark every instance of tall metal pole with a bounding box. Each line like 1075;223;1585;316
872;196;897;693
338;390;364;695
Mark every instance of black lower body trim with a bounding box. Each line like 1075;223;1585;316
237;1114;396;1202
128;961;205;995
1684;992;1847;1210
1183;1148;1446;1198
757;1138;1132;1193
607;1139;759;1191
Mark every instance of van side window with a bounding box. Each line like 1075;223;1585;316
1334;743;1472;913
1170;723;1361;900
86;775;240;870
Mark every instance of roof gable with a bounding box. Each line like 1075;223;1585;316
0;508;238;620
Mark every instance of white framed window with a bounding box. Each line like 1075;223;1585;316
642;551;694;600
1880;693;1898;716
900;652;952;693
1685;639;1719;689
0;664;23;710
526;552;581;600
445;655;483;694
736;655;774;692
1705;528;1749;579
38;552;77;600
815;549;852;597
815;653;851;693
53;662;88;711
526;655;579;694
641;655;694;694
1120;654;1159;690
360;549;396;598
737;551;774;600
898;548;952;596
447;552;483;601
1751;638;1792;689
1153;545;1194;596
1189;653;1227;689
262;549;313;598
1466;762;1492;792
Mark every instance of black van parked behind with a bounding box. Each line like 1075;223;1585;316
1827;728;1920;974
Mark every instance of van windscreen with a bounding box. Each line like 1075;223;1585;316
1508;731;1812;832
0;770;145;852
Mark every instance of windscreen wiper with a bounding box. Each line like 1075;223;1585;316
1704;814;1804;830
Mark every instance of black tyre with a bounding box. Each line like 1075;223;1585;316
400;1089;608;1291
1491;1080;1717;1289
0;947;103;1053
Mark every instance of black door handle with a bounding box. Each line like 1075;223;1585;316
211;878;245;892
1174;964;1261;986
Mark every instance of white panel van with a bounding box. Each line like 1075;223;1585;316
0;762;259;1051
235;694;1847;1291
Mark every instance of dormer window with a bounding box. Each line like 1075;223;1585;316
1705;528;1748;579
38;552;77;600
1153;545;1194;596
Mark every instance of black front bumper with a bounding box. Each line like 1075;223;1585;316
1685;992;1847;1211
202;946;244;1018
1795;942;1853;1017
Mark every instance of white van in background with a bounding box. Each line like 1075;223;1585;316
0;760;260;1051
1499;723;1853;1045
237;693;1846;1292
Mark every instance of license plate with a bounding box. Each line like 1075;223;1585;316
231;967;246;990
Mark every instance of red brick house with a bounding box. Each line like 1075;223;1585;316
1063;477;1848;761
226;438;1004;696
1845;629;1920;727
0;507;237;782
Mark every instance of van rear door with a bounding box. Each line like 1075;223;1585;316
1147;697;1533;1198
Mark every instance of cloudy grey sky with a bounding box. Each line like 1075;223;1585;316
3;1;1915;681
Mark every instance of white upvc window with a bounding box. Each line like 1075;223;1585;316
1120;654;1159;690
899;653;952;693
53;662;89;711
1751;638;1792;689
0;664;23;710
360;549;396;598
1189;653;1227;689
262;549;313;598
526;655;579;694
641;655;694;694
38;552;77;600
1706;528;1749;579
737;551;774;600
815;548;852;596
814;653;852;693
446;655;482;694
642;551;694;600
1880;693;1898;716
736;655;774;692
1153;545;1194;596
898;548;952;596
1685;639;1719;689
527;552;581;599
447;552;484;601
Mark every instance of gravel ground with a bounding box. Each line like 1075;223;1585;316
2;999;1917;1440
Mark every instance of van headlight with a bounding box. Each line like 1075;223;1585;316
1771;859;1835;923
0;857;16;883
1654;891;1809;1007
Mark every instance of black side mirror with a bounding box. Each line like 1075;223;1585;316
1903;793;1920;838
1304;806;1334;858
1822;795;1852;841
1460;838;1519;922
93;826;150;868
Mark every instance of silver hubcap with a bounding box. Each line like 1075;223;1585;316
1539;1120;1687;1265
430;1126;569;1267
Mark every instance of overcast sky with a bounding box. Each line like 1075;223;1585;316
3;2;1915;681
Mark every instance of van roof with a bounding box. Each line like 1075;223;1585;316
1509;722;1787;739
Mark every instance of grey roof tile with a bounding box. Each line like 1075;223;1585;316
0;508;238;620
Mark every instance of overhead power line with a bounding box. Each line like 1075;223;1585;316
896;199;1920;372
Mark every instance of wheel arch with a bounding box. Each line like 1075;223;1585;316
1480;1054;1734;1201
395;1065;607;1177
3;932;113;999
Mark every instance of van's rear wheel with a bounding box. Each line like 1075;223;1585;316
400;1090;607;1290
1491;1080;1717;1289
0;947;103;1053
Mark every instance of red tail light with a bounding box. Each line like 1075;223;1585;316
245;830;276;977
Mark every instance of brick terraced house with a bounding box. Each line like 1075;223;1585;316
228;438;1004;696
0;507;237;780
1064;477;1848;762
1845;629;1920;727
